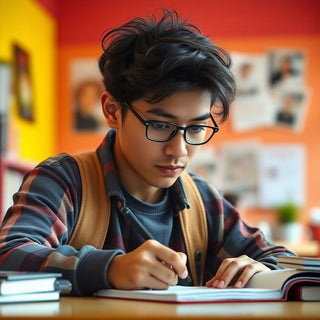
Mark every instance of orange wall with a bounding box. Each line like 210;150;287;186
53;1;320;228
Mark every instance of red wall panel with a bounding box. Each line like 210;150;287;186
55;0;320;45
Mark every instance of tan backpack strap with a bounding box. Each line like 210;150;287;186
179;172;208;286
68;151;110;249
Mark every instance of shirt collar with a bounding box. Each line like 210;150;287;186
96;129;188;211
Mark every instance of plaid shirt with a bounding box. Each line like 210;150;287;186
0;130;294;296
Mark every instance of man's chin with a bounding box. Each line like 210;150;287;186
154;176;180;189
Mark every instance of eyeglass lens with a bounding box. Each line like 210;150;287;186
146;122;215;144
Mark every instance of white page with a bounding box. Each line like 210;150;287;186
258;144;305;207
97;285;281;302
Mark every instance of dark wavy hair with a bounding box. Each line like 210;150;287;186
98;10;235;121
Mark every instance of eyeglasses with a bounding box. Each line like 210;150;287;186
126;102;219;145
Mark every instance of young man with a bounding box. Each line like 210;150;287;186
0;10;294;296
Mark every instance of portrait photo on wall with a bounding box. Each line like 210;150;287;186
70;58;107;133
231;49;309;132
269;50;305;91
273;90;308;131
13;44;34;121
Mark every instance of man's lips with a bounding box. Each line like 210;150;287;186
156;165;184;176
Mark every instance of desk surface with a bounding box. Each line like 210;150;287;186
0;297;319;320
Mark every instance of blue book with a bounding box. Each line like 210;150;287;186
0;271;71;296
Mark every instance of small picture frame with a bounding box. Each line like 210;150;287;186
70;59;105;132
13;44;34;121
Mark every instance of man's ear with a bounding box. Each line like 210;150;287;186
101;91;121;128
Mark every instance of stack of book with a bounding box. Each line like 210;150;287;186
0;271;71;304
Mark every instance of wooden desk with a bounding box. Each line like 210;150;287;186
0;297;319;320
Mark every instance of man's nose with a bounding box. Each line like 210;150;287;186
164;130;188;158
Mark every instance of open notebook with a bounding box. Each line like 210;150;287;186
96;269;320;303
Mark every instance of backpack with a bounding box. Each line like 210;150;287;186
69;151;208;286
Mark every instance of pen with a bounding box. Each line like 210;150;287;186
120;206;154;241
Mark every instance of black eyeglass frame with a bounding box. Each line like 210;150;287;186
125;102;219;145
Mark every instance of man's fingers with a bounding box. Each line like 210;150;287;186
146;241;188;279
149;260;179;286
177;252;187;265
207;257;244;288
108;240;189;290
175;252;188;279
234;262;270;288
206;255;270;289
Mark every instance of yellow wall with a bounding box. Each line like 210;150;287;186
0;0;56;163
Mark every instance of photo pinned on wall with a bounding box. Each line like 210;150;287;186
273;90;308;131
258;144;305;208
70;59;107;133
231;49;309;132
219;141;260;207
231;53;273;131
268;49;309;132
269;50;305;91
13;45;34;121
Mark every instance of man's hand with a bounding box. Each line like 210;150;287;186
206;255;270;289
107;239;188;290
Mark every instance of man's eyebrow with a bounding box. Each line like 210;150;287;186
146;108;211;121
